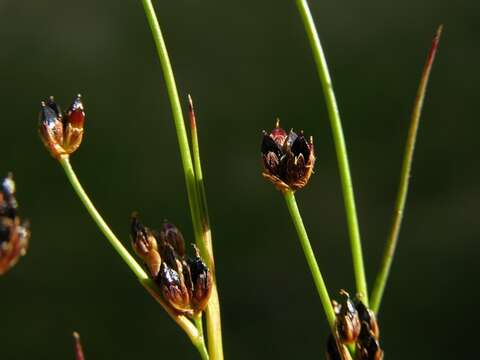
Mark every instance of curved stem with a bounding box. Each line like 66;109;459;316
59;157;200;344
370;26;443;314
139;2;223;358
295;0;368;304
283;190;336;328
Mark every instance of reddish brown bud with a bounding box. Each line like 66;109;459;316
38;94;85;159
159;221;185;257
0;174;29;275
261;120;315;192
130;214;161;278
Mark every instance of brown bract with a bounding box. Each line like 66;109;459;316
0;174;29;275
38;95;85;159
261;121;315;192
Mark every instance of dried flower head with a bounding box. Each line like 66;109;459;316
0;174;30;275
39;94;85;159
261;119;315;192
130;215;212;315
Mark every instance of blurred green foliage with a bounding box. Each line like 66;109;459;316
0;0;478;359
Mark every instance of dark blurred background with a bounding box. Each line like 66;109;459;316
0;0;478;358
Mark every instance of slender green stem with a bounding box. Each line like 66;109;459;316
140;2;223;358
283;190;336;328
140;0;203;251
193;314;210;360
370;26;443;314
59;157;200;345
188;95;223;360
296;0;368;304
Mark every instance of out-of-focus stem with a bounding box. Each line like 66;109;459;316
370;26;443;314
295;0;368;303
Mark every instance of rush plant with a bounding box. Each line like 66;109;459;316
0;1;442;359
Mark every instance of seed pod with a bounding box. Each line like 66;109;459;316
159;221;185;257
355;298;380;339
335;290;361;344
355;325;384;360
188;245;212;313
261;120;315;192
158;262;191;313
38;94;85;159
130;214;161;278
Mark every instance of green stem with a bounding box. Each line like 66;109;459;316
188;95;224;360
283;190;336;328
370;26;443;314
59;157;200;345
296;0;368;304
139;2;223;358
140;0;203;250
193;315;210;360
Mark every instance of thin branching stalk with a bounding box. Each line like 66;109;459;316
139;1;223;358
370;26;443;314
284;190;336;328
295;0;368;303
59;158;202;348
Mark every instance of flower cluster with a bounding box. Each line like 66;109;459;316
327;291;383;360
261;120;315;192
130;215;212;315
38;94;85;159
0;174;30;274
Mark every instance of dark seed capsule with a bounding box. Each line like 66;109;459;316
261;120;315;192
355;326;384;360
158;262;191;313
355;299;380;339
188;245;212;312
336;290;361;344
130;214;161;278
159;221;185;257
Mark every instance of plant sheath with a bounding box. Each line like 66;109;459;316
284;190;336;328
295;0;368;303
370;25;443;314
